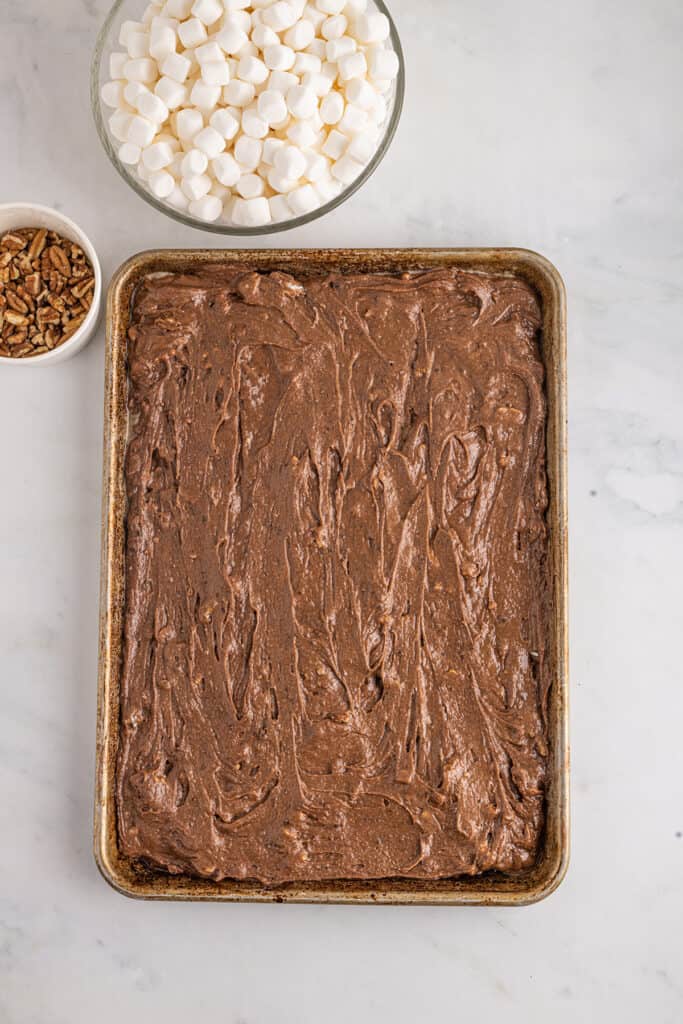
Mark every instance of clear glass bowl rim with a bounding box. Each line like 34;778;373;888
90;0;405;236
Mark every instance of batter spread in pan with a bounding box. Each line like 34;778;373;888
117;264;551;884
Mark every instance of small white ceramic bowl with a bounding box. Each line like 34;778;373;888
0;202;102;366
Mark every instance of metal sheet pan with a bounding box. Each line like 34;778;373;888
95;248;568;904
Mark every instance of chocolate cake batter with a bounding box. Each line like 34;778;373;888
117;265;550;884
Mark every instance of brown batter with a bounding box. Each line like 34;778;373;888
117;264;550;885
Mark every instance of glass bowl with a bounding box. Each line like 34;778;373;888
91;0;405;236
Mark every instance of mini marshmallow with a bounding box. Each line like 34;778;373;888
267;166;299;192
337;103;368;135
126;31;150;60
127;114;157;147
180;148;209;176
345;0;368;12
264;44;296;71
239;109;268;141
136;160;152;182
177;17;207;48
109;52;128;79
224;0;250;9
284;19;315;50
181;172;212;200
119;20;144;48
368;47;399;81
305;37;327;59
320;90;344;123
155;130;180;148
138;90;170;123
118;142;141;164
331;152;364;184
149;25;177;61
303;150;329;180
232;197;271;226
210;108;240;139
303;6;326;31
148;168;176;197
195;41;224;63
240;40;260;59
214;25;249;54
176;107;204;140
224;9;252;31
257;89;288;124
167;184;190;209
155;76;188;109
263;2;298;31
346;131;377;164
202;60;231;85
168;151;185;178
344;77;376;110
354;12;390;43
251;24;280;49
109;111;132;142
238;55;269;84
209;181;231;200
150;15;178;30
286;84;317;118
212;152;242;185
223;79;256;107
101;81;125;108
302;70;332;96
189;194;223;221
160;51;191;82
269;194;292;221
190;79;222;109
164;0;193;16
181;47;199;72
235;134;263;170
287;183;318;215
322;128;347;159
322;14;346;39
268;70;299;94
124;58;157;83
337;50;367;81
262;137;286;163
142;140;175;170
236;173;265;198
194;125;226;157
274;143;307;179
373;77;393;95
315;172;342;201
367;92;387;124
293;52;322;75
315;0;345;14
321;59;338;80
286;119;318;148
191;0;223;27
153;128;179;145
325;35;356;61
123;80;149;107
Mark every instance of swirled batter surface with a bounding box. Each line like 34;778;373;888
117;265;550;884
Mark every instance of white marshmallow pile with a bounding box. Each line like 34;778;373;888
102;0;399;227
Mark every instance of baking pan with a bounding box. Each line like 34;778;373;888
95;248;568;904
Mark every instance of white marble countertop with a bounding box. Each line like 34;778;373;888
1;0;682;1020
